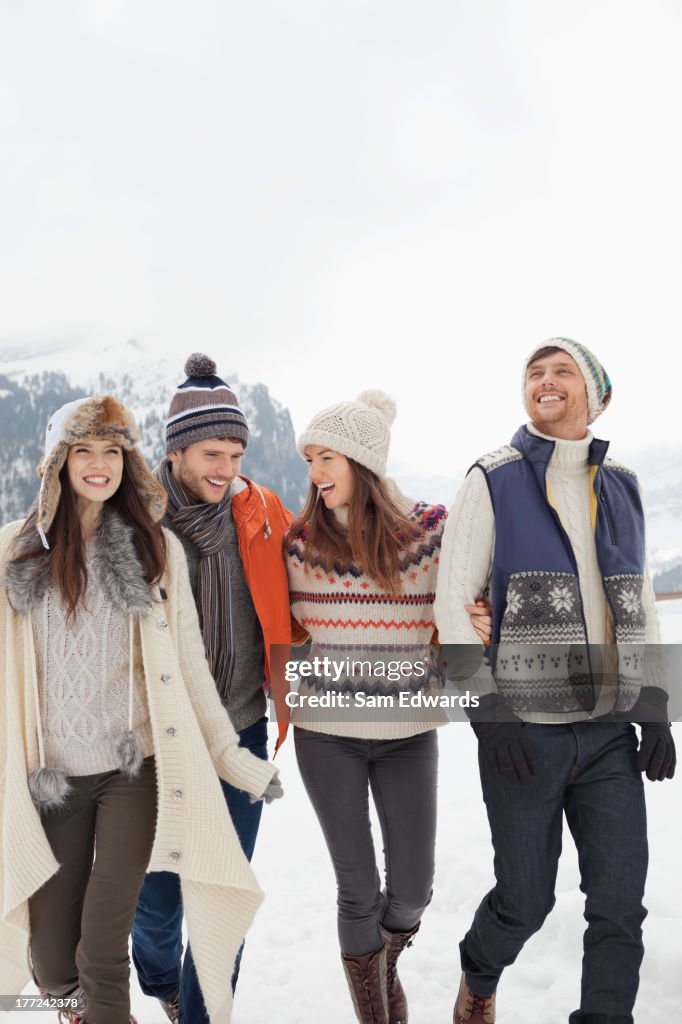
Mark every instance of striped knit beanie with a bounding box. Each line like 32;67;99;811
297;389;397;479
522;338;612;424
166;354;249;453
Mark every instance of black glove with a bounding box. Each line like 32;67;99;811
436;643;488;684
637;723;676;781
628;687;676;781
621;685;670;724
470;694;539;787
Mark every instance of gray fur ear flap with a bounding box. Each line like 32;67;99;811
117;730;144;778
28;767;72;812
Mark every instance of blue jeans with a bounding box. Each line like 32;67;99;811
132;716;268;1023
461;722;648;1024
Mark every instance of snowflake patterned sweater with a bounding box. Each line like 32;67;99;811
435;425;660;723
286;493;448;740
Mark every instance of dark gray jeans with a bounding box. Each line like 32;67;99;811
461;722;648;1024
29;758;157;1024
294;726;438;955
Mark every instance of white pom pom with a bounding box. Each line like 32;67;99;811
184;353;217;377
357;389;397;426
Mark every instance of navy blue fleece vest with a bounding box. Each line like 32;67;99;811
474;425;646;714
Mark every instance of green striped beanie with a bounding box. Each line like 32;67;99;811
522;338;612;424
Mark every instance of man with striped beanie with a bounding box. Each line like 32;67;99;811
165;353;250;453
132;354;293;1024
435;339;674;1024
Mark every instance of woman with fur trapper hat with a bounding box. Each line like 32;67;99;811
0;396;281;1024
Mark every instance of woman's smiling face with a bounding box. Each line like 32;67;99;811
66;438;124;508
304;446;355;509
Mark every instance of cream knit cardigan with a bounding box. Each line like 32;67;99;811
0;522;277;1023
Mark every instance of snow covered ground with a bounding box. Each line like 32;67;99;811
9;603;681;1023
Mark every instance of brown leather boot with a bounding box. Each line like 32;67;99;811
341;948;389;1023
453;973;496;1023
379;922;420;1023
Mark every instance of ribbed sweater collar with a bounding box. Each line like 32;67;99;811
527;422;592;470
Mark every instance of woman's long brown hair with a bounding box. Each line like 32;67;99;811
10;453;166;620
286;460;421;595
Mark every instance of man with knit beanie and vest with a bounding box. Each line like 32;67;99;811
132;355;292;1024
435;339;676;1024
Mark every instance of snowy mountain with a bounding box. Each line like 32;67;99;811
632;447;682;588
654;559;682;594
0;340;308;525
2;339;679;593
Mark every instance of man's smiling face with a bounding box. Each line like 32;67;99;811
525;350;589;440
169;437;244;503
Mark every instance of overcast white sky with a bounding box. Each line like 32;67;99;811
1;0;681;476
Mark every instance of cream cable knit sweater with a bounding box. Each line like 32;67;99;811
32;545;154;775
0;523;277;1024
434;427;660;721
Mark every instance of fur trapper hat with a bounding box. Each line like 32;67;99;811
36;395;167;548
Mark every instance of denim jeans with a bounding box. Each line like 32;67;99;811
460;722;648;1024
131;716;268;1023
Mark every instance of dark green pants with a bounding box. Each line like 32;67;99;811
29;758;157;1024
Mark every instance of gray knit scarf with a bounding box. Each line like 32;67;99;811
157;457;235;698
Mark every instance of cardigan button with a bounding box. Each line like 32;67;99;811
166;726;177;737
172;789;183;801
158;618;168;629
168;850;181;863
161;673;172;683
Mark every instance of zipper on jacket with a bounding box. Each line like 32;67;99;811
599;490;617;545
593;478;622;702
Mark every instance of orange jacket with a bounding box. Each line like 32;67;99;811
230;476;298;751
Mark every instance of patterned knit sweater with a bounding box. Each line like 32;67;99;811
286;495;448;739
31;544;154;776
434;425;661;723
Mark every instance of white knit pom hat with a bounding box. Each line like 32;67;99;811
297;389;397;479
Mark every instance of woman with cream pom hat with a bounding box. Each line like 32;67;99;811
285;390;448;1024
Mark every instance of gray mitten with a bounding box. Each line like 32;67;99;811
250;771;283;804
